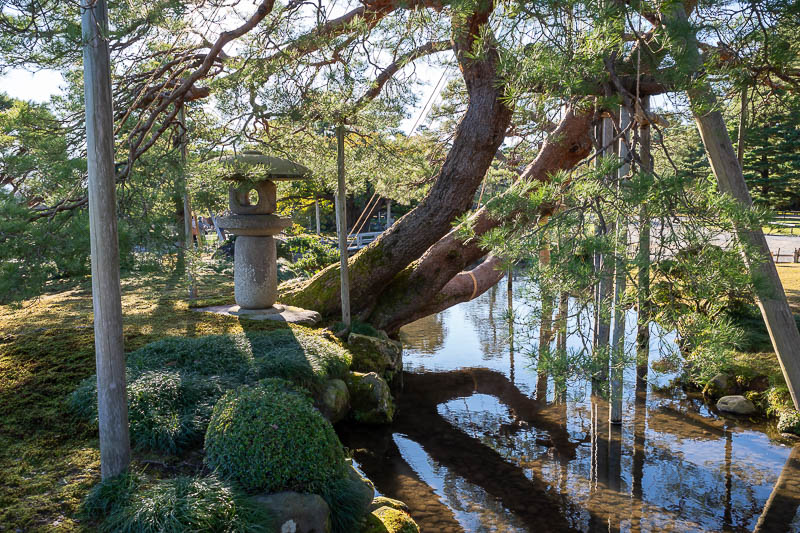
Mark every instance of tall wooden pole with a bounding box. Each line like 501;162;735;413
636;96;652;389
179;107;197;298
610;105;630;424
315;197;321;235
81;0;130;479
665;5;800;410
336;124;351;328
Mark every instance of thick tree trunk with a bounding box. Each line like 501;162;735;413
281;9;513;317
369;107;594;332
666;4;800;410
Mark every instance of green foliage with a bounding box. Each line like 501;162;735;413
82;470;142;521
204;378;347;494
69;329;352;453
84;474;272;533
777;410;800;435
69;370;232;453
278;233;340;277
321;476;375;533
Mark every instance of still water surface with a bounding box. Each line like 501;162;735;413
340;275;800;532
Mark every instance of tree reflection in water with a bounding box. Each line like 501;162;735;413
340;274;800;532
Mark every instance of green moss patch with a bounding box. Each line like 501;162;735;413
205;379;346;494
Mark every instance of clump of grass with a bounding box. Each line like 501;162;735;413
69;329;352;454
69;370;234;454
84;474;272;533
321;475;374;533
204;378;347;494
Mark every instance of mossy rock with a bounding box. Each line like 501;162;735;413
204;379;346;493
702;373;733;399
361;506;419;533
346;372;395;424
778;411;800;435
318;378;350;423
347;332;403;382
368;497;410;514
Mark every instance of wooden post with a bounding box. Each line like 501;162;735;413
636;96;652;390
386;199;392;228
794;248;799;263
315;197;321;235
81;0;130;479
610;105;630;425
179;107;197;298
336;124;351;329
668;4;800;410
737;85;748;166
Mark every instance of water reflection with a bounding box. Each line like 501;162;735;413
342;275;800;532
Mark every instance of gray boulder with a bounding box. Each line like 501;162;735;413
703;373;732;398
251;491;330;533
346;372;395;424
318;379;350;423
717;395;757;415
347;333;403;382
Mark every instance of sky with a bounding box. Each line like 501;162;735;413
0;61;450;136
1;68;64;103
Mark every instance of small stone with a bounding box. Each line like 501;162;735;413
703;373;731;398
318;379;350;423
361;506;419;533
717;395;757;415
346;372;395;424
347;333;403;382
369;496;410;513
251;491;331;533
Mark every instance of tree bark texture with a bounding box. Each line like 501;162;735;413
82;0;131;479
368;107;594;333
281;7;513;317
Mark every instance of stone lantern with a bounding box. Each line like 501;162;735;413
216;150;309;311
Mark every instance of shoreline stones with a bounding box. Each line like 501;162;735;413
251;491;331;533
347;332;403;384
362;505;420;533
346;372;395;424
717;395;757;415
318;379;350;423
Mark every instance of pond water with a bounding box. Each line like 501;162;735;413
339;274;800;532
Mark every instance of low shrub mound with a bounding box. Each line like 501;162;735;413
83;474;271;533
69;370;233;453
205;378;346;494
68;329;352;453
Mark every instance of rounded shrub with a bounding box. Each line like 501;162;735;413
778;410;800;435
205;378;346;493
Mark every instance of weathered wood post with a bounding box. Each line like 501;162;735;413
665;5;800;410
636;96;652;390
81;0;131;479
336;124;351;329
610;105;630;424
315;197;321;235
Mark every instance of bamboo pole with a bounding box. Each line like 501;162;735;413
336;124;351;329
81;0;130;479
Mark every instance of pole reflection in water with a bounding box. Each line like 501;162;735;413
345;274;797;532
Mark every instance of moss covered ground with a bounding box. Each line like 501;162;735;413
0;259;329;531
